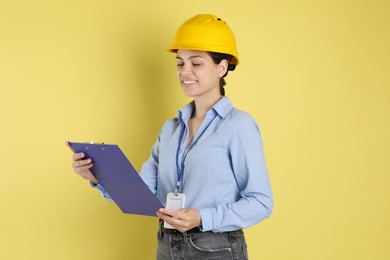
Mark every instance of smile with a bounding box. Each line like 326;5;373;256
183;80;197;85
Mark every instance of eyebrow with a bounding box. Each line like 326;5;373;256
176;55;205;60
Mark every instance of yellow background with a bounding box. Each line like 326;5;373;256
1;0;389;259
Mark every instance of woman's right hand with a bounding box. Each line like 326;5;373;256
65;141;99;184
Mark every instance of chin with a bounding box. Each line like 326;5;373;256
181;88;197;97
183;92;196;98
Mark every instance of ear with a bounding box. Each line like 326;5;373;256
218;59;229;77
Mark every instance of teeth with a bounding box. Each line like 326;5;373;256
183;80;196;84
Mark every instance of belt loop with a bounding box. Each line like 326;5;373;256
158;220;164;240
158;230;164;240
183;232;189;244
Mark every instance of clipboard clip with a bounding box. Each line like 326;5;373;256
82;142;105;150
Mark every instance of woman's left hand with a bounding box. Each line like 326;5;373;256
157;208;202;232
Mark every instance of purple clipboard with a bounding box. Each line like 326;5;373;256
69;142;163;217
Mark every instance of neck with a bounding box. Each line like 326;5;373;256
193;94;223;119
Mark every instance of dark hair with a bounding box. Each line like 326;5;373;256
207;52;236;96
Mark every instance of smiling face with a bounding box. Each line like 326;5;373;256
176;49;227;100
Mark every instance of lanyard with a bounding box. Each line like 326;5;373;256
174;114;218;194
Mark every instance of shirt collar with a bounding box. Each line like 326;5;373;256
178;96;233;123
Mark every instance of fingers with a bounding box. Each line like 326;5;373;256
73;160;93;173
72;158;98;184
66;141;93;172
72;153;96;180
72;151;87;161
72;152;90;167
157;210;183;230
158;208;176;217
65;141;87;169
65;141;90;168
65;141;98;184
157;208;201;232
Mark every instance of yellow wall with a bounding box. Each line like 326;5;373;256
1;0;389;259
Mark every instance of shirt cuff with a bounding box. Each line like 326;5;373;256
89;181;115;203
89;181;100;188
198;208;213;232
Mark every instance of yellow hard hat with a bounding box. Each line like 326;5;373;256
166;14;239;65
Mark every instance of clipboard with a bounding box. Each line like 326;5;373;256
69;142;163;217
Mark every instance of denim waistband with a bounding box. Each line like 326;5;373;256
159;220;202;235
158;219;243;236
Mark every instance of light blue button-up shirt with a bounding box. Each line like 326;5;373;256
94;96;273;232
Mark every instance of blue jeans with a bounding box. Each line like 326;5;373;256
156;223;248;260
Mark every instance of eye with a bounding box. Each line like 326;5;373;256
192;63;201;67
176;63;184;67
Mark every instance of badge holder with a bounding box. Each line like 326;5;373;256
164;192;186;229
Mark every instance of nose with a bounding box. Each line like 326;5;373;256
180;63;192;75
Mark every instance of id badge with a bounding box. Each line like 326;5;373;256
163;192;186;229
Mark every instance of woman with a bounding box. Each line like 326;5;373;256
67;14;273;260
